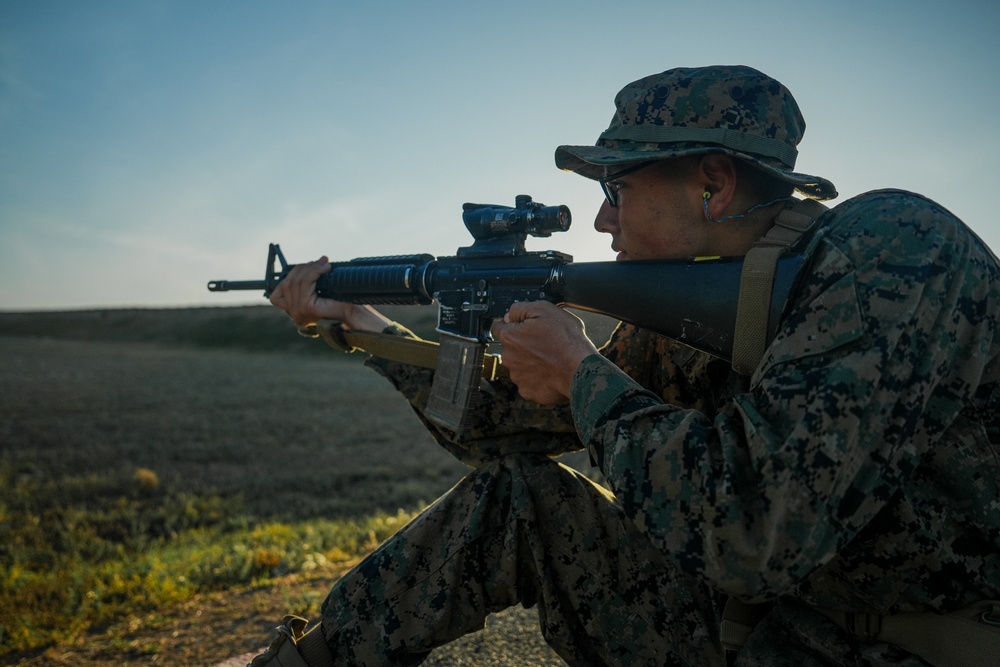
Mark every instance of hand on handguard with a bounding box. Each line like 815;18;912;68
268;256;391;332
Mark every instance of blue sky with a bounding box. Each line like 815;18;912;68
1;0;998;310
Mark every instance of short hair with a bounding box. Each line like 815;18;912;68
734;159;795;203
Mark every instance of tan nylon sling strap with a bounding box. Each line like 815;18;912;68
731;198;828;375
315;320;504;379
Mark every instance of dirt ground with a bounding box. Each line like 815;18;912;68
2;561;566;667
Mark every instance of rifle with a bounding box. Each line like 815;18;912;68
208;195;805;431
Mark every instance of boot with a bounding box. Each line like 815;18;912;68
248;615;335;667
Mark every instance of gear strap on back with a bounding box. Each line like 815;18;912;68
731;198;828;376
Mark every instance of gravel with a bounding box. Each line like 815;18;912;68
424;606;567;666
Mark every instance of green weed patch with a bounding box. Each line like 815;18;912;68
0;460;417;653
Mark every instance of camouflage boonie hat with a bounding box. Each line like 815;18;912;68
555;65;838;201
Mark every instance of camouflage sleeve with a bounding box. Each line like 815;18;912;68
366;347;582;468
572;190;1000;603
364;313;733;467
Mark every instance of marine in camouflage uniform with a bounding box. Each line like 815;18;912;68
258;66;1000;666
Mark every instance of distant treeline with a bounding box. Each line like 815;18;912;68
0;305;440;354
0;304;620;353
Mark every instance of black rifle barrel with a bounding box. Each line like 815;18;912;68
206;279;269;291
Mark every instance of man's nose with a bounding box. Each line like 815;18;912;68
593;199;619;234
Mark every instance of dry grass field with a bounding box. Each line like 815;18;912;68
0;305;613;665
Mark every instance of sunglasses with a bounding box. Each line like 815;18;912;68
598;161;658;207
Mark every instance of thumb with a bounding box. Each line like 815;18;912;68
504;300;545;323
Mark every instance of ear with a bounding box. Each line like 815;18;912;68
698;155;739;219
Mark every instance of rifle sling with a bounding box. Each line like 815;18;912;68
315;320;504;380
731;198;828;376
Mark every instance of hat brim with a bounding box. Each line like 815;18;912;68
555;144;838;201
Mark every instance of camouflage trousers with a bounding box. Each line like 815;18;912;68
317;453;726;666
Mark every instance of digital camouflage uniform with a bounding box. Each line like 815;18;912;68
261;67;1000;666
310;188;1000;667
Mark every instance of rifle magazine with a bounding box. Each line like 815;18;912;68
425;336;486;432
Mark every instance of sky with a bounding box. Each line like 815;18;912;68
1;0;998;311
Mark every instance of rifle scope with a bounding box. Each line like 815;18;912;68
461;194;570;241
